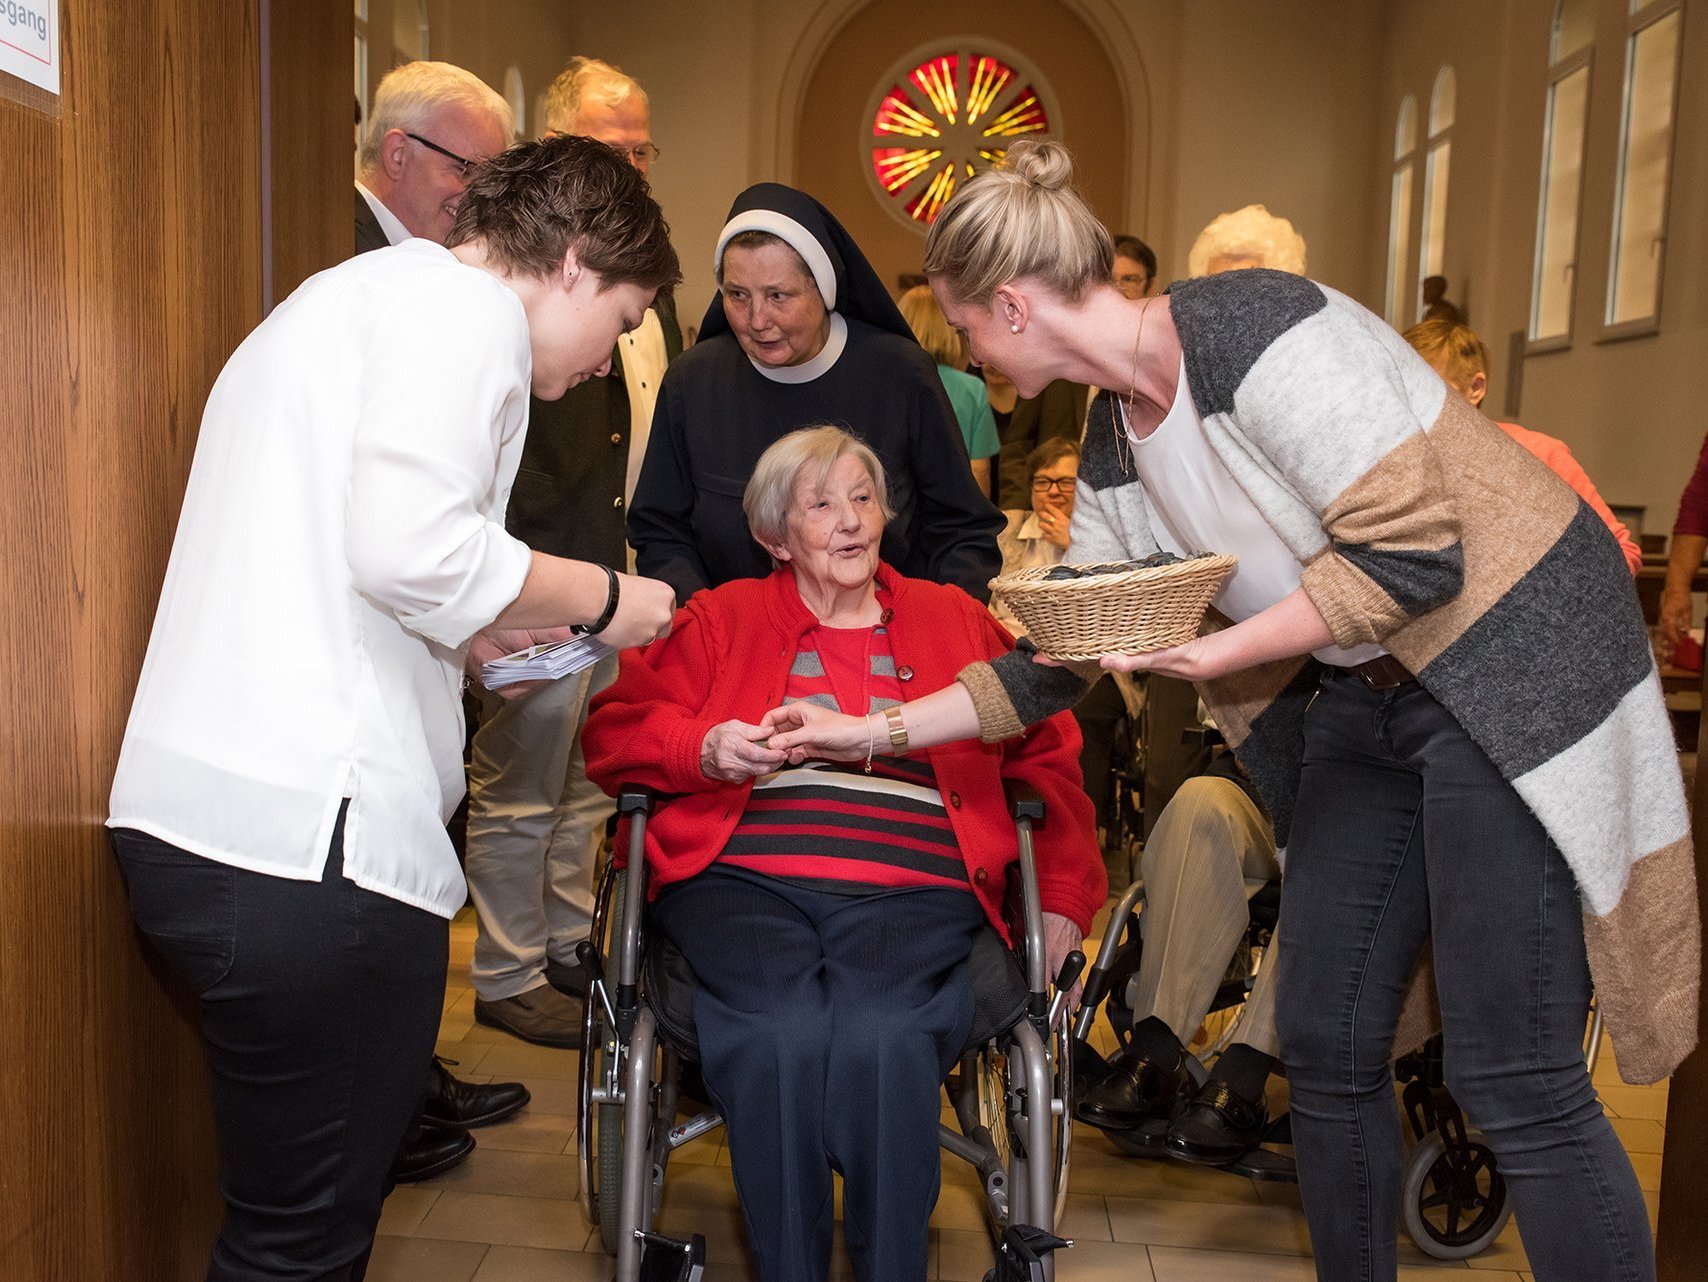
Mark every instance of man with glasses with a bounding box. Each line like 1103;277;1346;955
350;58;523;1186
356;60;513;253
459;56;681;1051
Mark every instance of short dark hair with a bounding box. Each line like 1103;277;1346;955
1112;234;1157;280
447;134;680;294
1026;435;1080;479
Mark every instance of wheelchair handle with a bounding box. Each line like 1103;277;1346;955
1007;785;1045;822
1047;950;1085;1030
617;784;655;815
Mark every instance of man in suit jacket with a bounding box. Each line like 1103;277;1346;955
461;58;681;1049
355;60;512;255
350;59;521;1183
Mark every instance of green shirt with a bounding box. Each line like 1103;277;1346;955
937;364;1001;461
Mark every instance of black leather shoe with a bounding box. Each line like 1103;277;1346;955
391;1124;475;1183
1164;1077;1268;1165
1075;1047;1192;1129
422;1055;530;1129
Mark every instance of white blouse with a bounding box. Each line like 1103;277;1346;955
108;241;534;917
1126;356;1385;668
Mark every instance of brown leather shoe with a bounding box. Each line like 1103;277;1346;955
474;985;583;1049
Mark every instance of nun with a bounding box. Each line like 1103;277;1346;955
628;183;1003;602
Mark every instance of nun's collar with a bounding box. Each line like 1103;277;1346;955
749;313;848;384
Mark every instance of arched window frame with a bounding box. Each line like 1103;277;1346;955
1416;66;1454;321
1385;95;1418;327
1604;0;1684;336
1528;0;1596;347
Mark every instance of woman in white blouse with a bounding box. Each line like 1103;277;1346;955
106;136;679;1280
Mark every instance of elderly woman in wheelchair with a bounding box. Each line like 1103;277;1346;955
582;426;1105;1282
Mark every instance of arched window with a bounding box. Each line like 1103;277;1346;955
1385;95;1417;326
1606;0;1683;329
1416;66;1454;315
864;41;1059;230
1530;0;1595;342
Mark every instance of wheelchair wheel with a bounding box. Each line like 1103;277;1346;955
1401;1127;1511;1260
975;1017;1073;1237
577;865;628;1254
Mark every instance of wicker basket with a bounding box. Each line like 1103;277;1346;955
989;555;1238;661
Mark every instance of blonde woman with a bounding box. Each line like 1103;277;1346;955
767;139;1690;1282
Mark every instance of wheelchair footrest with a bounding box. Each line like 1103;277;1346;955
636;1230;706;1282
983;1224;1072;1282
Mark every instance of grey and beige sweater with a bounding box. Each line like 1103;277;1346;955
962;269;1698;1084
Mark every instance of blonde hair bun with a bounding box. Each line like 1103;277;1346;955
1004;139;1075;191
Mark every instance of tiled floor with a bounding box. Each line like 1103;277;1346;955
369;909;1667;1282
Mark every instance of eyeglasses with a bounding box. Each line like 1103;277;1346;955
405;131;476;179
1114;272;1152;297
620;143;662;165
1031;476;1078;494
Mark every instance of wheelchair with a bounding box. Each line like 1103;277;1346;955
1073;866;1607;1261
576;785;1085;1282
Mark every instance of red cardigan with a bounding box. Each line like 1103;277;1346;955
583;565;1107;937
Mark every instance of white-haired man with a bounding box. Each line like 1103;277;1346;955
356;60;513;252
461;57;680;1049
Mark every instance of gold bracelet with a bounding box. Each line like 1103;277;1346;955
884;704;909;755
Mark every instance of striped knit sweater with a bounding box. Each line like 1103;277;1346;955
961;269;1698;1084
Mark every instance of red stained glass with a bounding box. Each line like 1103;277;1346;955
869;50;1053;225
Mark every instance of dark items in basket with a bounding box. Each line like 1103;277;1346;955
1041;552;1211;581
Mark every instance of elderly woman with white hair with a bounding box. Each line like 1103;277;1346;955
1186;202;1307;278
627;184;1002;604
584;426;1103;1282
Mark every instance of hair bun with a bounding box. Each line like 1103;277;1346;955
1004;139;1074;191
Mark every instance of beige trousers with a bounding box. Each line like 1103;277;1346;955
1131;774;1282;1057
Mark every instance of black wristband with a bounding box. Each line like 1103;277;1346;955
575;564;620;637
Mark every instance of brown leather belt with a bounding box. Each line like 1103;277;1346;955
1346;654;1416;690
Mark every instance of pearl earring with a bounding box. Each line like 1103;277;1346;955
1009;323;1020;334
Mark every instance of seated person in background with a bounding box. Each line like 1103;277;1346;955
1077;750;1283;1166
898;283;1000;496
583;427;1105;1282
1112;232;1157;299
1659;430;1708;662
990;368;1091;509
995;438;1125;856
1403;318;1642;575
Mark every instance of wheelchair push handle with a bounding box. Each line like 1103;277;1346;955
1046;950;1085;1030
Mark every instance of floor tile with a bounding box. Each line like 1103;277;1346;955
365;1236;489;1282
378;1187;441;1236
430;1147;581;1201
1607;1116;1666;1154
1105;1195;1312;1256
468;1111;576;1155
470;1245;613;1281
473;1041;582;1082
415;1190;592;1251
1598;1083;1669;1122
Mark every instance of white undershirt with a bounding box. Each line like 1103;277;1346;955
1124;357;1384;667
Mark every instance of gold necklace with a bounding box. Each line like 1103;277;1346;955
1114;298;1152;475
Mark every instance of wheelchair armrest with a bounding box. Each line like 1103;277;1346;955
617;783;656;815
1006;784;1045;823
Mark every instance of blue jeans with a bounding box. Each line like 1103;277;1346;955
1274;671;1653;1282
110;809;448;1282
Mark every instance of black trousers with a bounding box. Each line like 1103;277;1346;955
110;809;448;1282
651;866;986;1282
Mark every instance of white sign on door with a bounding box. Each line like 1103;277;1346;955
1;0;59;97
